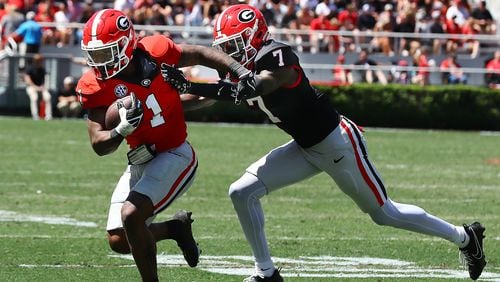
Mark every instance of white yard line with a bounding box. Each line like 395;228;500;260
3;233;500;242
0;210;97;227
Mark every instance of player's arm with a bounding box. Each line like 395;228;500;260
160;63;239;101
177;44;249;79
176;44;256;104
86;107;124;156
254;67;299;96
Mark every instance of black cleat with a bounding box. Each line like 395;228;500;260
459;222;486;280
172;210;201;267
243;268;283;282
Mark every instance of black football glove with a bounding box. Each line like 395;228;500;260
216;80;238;99
160;63;191;94
235;70;256;105
115;93;143;137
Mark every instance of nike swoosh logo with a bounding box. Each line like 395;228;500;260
469;227;484;259
334;156;344;163
260;268;271;271
472;235;483;259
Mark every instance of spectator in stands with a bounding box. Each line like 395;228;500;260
337;3;358;52
200;0;223;26
444;0;470;55
67;0;83;45
485;51;500;88
445;0;469;27
73;2;95;46
332;54;352;85
391;59;411;85
35;0;57;45
357;3;376;32
412;46;431;86
354;49;388;84
293;1;315;52
414;9;429;51
470;0;495;35
54;2;72;47
315;0;335;19
461;18;480;58
393;10;416;56
428;10;446;54
56;76;81;118
0;4;24;49
440;53;467;84
67;0;84;22
372;3;396;56
24;54;52;120
281;0;298;30
280;1;299;44
144;4;169;26
9;11;42;68
261;0;289;29
184;0;203;27
309;7;336;54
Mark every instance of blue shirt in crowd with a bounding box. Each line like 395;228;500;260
15;20;42;45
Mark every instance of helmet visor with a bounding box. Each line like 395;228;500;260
213;35;246;63
84;44;119;66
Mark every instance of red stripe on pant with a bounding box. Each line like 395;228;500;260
154;145;196;211
340;119;384;206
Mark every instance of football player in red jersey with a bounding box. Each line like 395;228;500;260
162;4;486;282
76;9;256;282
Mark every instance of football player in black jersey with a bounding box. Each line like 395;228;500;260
162;4;486;282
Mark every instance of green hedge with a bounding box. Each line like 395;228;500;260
185;84;500;130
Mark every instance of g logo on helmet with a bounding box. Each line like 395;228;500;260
116;16;130;31
238;9;255;23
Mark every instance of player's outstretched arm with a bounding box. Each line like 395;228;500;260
160;63;239;101
177;44;249;79
253;68;299;96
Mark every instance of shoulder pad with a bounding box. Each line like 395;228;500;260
76;70;112;109
255;40;291;62
137;35;181;65
254;40;297;71
76;70;102;95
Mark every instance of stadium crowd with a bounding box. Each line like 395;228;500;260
0;0;498;91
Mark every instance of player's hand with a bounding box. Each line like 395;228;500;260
216;80;238;99
115;93;143;137
235;70;256;105
160;63;191;94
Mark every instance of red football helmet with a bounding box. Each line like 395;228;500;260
213;4;269;67
81;9;137;80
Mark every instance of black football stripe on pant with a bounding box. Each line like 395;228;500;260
344;118;388;200
155;162;198;215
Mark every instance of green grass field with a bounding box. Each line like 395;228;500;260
0;116;499;281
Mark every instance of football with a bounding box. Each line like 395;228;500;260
105;95;132;129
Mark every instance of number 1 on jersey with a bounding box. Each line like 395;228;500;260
145;94;165;127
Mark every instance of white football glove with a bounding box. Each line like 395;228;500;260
114;93;143;137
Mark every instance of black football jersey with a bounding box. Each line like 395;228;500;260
247;40;340;148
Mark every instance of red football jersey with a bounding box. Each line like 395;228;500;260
76;35;187;153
